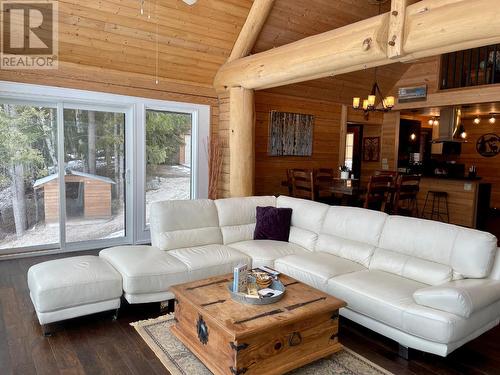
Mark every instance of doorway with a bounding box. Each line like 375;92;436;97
346;124;363;179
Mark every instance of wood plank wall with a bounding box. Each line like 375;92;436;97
254;91;343;196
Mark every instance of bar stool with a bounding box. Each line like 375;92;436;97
421;191;450;223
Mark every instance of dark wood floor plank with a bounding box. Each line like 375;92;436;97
47;331;87;375
0;298;13;375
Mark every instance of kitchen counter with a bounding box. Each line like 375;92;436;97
417;177;490;228
422;175;482;181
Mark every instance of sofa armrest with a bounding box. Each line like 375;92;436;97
413;279;500;318
489;248;500;280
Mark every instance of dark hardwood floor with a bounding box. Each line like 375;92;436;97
1;250;499;375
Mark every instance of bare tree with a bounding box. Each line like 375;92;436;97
88;111;96;174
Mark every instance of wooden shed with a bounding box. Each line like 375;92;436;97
34;170;115;222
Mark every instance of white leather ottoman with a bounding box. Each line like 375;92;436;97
27;255;122;335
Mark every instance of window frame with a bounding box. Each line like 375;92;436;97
0;81;210;257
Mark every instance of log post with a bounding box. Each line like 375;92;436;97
229;87;255;197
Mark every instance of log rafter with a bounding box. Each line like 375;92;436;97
227;0;275;62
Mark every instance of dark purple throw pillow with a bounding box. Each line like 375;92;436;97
254;206;293;242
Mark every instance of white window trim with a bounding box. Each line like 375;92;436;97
0;81;210;256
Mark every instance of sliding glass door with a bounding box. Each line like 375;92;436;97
63;107;126;244
0;100;130;255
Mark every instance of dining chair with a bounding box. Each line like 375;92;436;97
290;169;315;200
374;170;399;178
393;175;421;216
314;168;335;204
363;175;394;212
373;170;399;211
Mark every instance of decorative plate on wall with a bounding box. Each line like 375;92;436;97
476;133;500;157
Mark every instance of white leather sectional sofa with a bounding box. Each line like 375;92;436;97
29;195;500;356
99;195;500;357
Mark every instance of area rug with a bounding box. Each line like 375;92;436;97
131;314;393;375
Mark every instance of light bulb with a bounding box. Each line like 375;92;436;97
461;131;467;139
410;133;417;141
352;97;360;109
428;118;434;126
367;95;376;107
433;119;439;126
490;116;496;124
385;96;395;108
362;100;369;111
474;116;481;125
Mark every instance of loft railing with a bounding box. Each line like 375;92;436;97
440;44;500;90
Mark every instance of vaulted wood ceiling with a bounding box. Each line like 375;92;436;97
16;0;413;101
56;0;253;86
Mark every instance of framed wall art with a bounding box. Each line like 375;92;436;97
268;111;314;156
363;137;380;162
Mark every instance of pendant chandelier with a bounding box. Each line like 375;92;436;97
352;70;395;113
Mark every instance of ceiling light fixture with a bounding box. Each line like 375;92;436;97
473;116;481;125
182;0;198;5
428;117;439;126
489;113;498;124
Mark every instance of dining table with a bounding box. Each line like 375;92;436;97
281;177;365;205
328;178;364;196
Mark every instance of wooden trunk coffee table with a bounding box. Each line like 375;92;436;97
170;273;346;375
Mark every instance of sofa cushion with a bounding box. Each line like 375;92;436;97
228;240;308;269
168;244;251;281
316;206;387;267
275;253;365;293
99;246;189;294
254;206;292;242
378;216;497;279
276;196;329;251
370;248;452;286
413;279;500;318
150;200;222;250
28;256;122;313
215;196;277;244
328;270;426;332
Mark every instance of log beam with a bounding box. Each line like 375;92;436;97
229;87;255;197
214;0;500;91
227;0;275;62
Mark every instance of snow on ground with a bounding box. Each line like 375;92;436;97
0;165;190;250
0;212;125;250
145;165;191;223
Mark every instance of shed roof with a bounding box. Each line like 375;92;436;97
34;170;115;188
